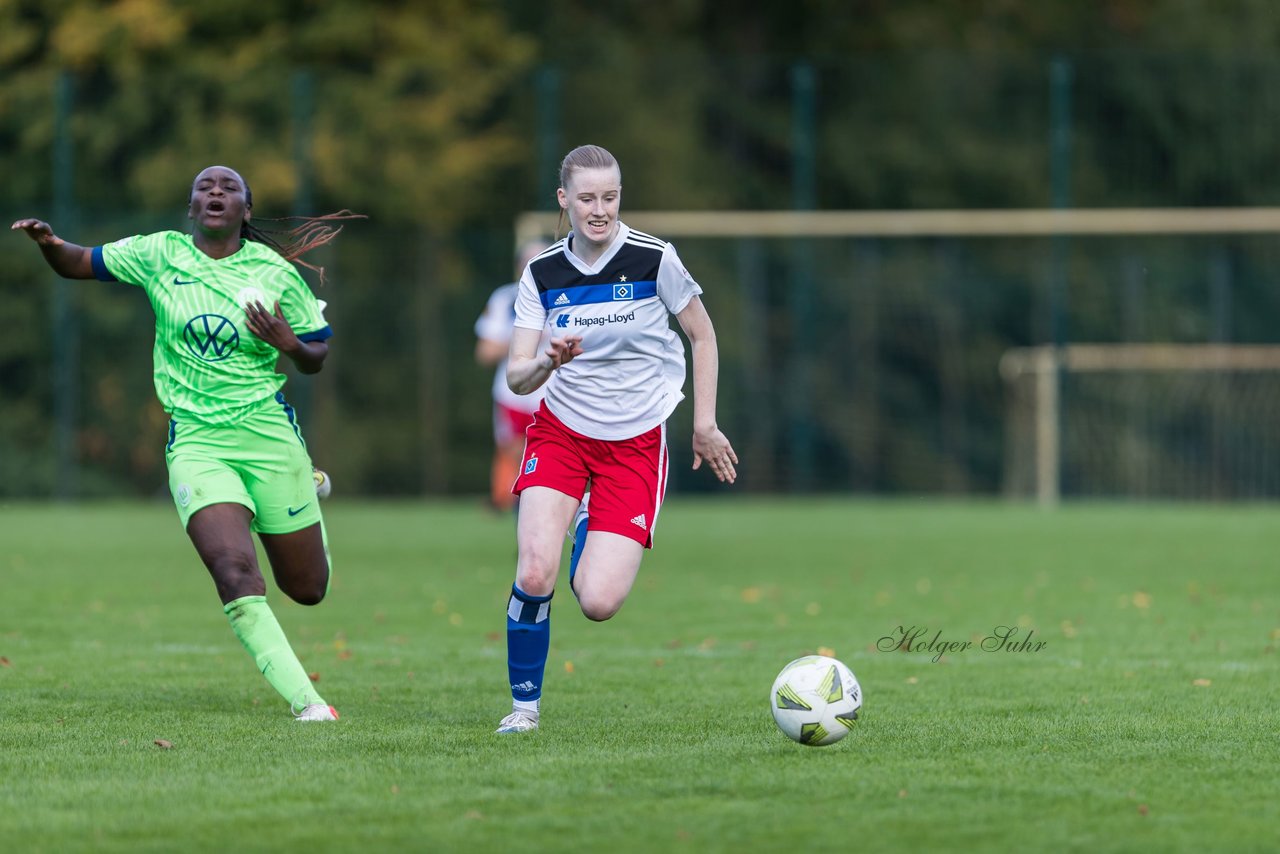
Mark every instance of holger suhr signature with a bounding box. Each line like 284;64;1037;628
877;625;1048;663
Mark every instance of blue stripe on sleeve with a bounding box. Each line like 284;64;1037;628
298;325;333;343
90;246;117;282
539;280;656;310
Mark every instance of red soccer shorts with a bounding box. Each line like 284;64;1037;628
512;402;669;548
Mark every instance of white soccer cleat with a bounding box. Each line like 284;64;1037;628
495;709;539;734
295;703;340;722
313;468;332;500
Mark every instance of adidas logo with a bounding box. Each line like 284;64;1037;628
511;680;537;694
554;293;570;306
630;514;647;530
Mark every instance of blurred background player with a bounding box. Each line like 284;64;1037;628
496;144;739;733
11;165;362;721
474;240;553;512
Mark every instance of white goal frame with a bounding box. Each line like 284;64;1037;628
515;207;1280;247
515;207;1280;500
1000;344;1280;505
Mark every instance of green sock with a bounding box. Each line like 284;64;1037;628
224;595;325;712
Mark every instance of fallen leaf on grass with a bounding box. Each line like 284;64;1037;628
154;739;173;749
563;661;574;674
308;672;321;682
465;810;483;820
0;656;10;666
1137;804;1149;816
898;789;908;798
817;646;836;658
1192;678;1211;687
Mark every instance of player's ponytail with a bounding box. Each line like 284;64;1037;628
241;211;367;285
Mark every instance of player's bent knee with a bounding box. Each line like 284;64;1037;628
579;594;624;622
288;585;326;606
283;567;329;606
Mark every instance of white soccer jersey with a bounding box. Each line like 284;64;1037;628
474;282;547;413
512;222;703;440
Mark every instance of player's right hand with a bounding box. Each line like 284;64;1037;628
545;335;584;369
10;219;60;246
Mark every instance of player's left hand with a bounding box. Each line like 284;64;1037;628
245;300;299;351
693;427;738;484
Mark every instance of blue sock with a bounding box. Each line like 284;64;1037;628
506;584;553;704
569;516;588;596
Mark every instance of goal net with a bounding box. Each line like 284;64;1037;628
1001;345;1280;503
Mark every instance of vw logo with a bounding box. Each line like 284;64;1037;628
183;314;240;362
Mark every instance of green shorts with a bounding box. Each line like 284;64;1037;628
165;394;323;533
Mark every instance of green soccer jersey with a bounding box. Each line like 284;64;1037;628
94;231;332;426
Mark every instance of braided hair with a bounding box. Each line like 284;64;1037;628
241;183;364;285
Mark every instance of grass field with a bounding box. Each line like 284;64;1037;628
1;497;1277;852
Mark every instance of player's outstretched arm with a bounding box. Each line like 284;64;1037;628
507;326;582;395
677;296;738;484
10;219;95;279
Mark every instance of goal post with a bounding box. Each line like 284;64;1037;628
515;207;1280;247
1001;344;1280;504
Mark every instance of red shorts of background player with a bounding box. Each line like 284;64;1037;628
512;402;668;548
494;401;537;445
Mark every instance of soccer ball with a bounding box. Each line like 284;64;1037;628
313;468;331;500
770;655;862;746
